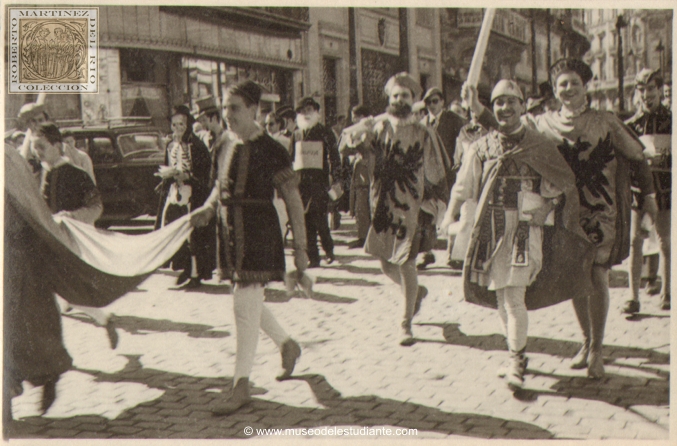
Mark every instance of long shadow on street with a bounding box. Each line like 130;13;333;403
7;356;553;440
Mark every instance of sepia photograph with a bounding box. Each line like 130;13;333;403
2;1;672;442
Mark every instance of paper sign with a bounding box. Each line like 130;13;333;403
293;141;323;171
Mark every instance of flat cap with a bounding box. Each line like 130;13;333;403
491;80;524;103
384;72;422;100
423;87;444;103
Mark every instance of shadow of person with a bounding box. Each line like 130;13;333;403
417;323;669;366
63;313;231;339
264;288;357;304
517;368;669;409
282;373;553;439
7;357;552;440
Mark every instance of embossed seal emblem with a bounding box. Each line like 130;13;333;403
9;8;98;93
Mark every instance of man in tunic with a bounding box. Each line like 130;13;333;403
342;72;449;346
17;102;50;180
190;80;308;415
463;58;657;378
289;97;341;267
623;69;671;313
442;80;583;390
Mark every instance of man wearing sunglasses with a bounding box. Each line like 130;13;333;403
417;87;467;270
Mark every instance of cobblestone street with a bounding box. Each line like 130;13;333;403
7;217;670;441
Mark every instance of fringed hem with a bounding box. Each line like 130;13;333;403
220;268;285;283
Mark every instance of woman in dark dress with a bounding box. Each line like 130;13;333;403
155;106;215;288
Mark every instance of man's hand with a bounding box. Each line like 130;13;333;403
524;200;555;226
461;82;483;117
642;194;658;224
155;165;178;179
190;206;214;228
294;248;309;272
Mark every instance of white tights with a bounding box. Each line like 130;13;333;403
232;283;289;382
496;286;528;353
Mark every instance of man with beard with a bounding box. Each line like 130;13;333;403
417;87;466;270
290;97;341;267
341;73;449;346
623;68;672;313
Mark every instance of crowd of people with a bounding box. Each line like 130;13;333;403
4;57;671;422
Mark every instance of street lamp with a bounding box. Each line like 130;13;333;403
616;15;627;112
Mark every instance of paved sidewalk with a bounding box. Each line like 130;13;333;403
7;217;670;441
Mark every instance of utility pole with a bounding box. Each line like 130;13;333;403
348;8;359;107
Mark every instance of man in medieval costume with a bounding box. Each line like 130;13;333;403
341;72;449;346
463;58;657;379
190;80;308;416
442;80;588;390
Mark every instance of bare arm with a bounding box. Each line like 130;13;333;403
277;172;308;271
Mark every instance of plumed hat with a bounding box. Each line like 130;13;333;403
384;72;423;100
490;80;524;103
550;58;593;85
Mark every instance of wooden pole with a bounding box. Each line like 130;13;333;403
466;8;496;88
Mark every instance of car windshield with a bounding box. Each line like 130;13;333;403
117;133;164;159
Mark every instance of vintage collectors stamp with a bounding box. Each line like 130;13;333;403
8;7;98;93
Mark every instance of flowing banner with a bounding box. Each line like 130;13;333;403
5;147;193;307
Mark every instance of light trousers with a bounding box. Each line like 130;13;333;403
233;283;289;382
496;286;528;353
630;208;671;299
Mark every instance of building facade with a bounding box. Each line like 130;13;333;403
440;8;589;105
584;8;673;113
5;7;445;131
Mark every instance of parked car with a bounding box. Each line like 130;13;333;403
61;124;167;226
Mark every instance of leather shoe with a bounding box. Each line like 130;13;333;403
326;253;336;264
417;252;435;270
413;286;428;316
212;378;251;416
660;294;670;310
622;299;640;315
184;278;202;289
570;342;589;369
176;271;190;286
645;279;661;295
276;339;301;381
587;350;605;379
348;238;365;249
400;319;415;346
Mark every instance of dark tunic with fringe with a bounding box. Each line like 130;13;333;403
210;130;296;283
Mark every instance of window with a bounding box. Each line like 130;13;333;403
118;133;164;159
90;137;118;164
